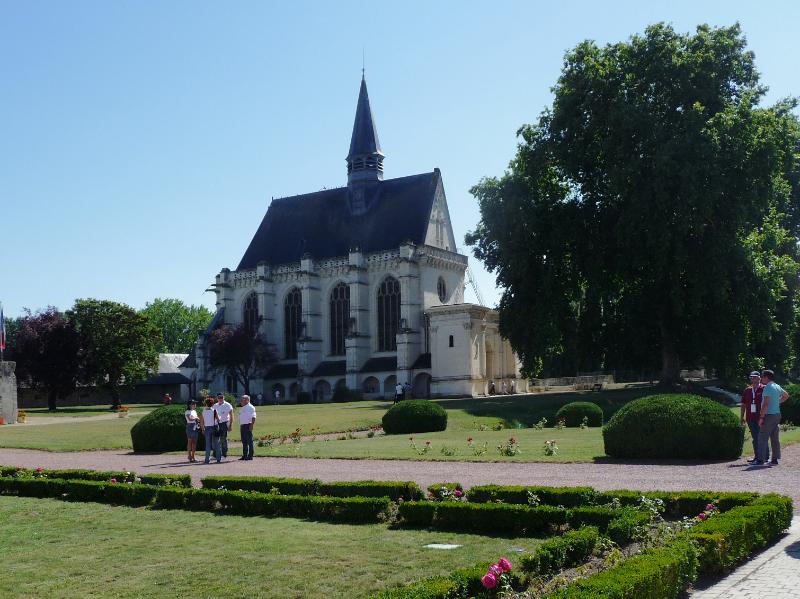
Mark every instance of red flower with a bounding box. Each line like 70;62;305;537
497;557;512;572
481;573;497;589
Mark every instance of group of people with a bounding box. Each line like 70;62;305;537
740;369;789;466
183;392;257;463
488;380;516;395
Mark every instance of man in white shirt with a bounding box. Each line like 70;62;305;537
213;392;234;459
239;394;257;461
394;382;403;404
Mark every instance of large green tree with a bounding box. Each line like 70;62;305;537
14;308;82;411
139;298;213;354
466;23;800;383
70;299;160;408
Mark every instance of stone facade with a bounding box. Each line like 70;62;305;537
192;77;524;401
0;361;18;424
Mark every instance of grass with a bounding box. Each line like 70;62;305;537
0;414;148;451
0;495;541;598
24;404;160;418
4;387;799;460
259;426;607;462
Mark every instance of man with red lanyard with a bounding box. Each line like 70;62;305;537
740;371;767;464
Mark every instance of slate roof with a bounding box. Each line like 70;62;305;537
237;170;440;269
348;76;382;159
310;361;347;377
360;356;397;373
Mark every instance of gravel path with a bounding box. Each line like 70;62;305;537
1;444;798;507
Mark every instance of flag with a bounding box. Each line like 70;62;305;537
0;303;5;352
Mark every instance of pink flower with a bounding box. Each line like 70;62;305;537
36;467;43;472
453;489;463;498
481;573;497;589
706;504;715;511
698;512;707;521
498;557;512;572
489;564;503;577
110;478;117;483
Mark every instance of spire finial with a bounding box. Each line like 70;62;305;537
362;48;365;79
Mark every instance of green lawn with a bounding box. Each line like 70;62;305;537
0;495;541;598
0;414;148;451
23;404;160;418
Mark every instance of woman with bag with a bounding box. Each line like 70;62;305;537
200;397;221;464
185;399;200;462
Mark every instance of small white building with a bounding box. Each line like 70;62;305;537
194;76;524;401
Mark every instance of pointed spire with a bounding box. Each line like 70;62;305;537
347;74;384;184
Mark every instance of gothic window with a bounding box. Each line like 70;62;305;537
377;276;400;352
437;276;447;303
329;282;350;356
284;287;302;359
242;292;259;335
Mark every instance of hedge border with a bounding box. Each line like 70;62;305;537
0;476;391;525
201;475;422;501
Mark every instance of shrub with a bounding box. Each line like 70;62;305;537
201;476;421;501
427;482;463;500
131;405;192;452
521;526;600;575
332;387;364;403
546;538;698;598
296;391;312;404
153;486;190;510
139;473;192;488
689;494;793;574
556;402;604;427
0;476;67;498
382;400;447;435
374;562;523;599
398;501;567;535
781;383;800;424
602;394;743;460
468;484;595;508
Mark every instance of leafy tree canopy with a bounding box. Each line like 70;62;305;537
139;298;213;354
207;323;276;395
466;23;800;383
13;307;82;411
70;298;160;406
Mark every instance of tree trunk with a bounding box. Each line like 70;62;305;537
47;390;58;412
659;322;681;387
110;386;121;410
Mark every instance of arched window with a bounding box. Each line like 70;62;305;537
242;292;259;335
284;287;302;359
329;282;350;356
437;276;447;303
377;276;400;352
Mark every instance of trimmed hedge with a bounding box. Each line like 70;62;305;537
201;476;422;501
603;394;744;460
556;402;604;427
138;473;192;488
545;538;698;599
468;484;596;508
594;490;758;518
781;383;800;424
521;526;600;574
689;494;793;574
130;405;193;452
382;400;447;435
0;476;391;524
427;482;463;499
373;562;523;599
155;486;391;523
398;500;567;535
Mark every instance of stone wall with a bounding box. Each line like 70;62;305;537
0;361;18;424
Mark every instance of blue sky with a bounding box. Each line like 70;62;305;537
1;1;798;317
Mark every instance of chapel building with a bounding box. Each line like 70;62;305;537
193;76;524;401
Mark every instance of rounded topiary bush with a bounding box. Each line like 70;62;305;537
556;401;604;427
603;394;743;460
131;405;194;452
382;400;448;435
781;384;800;424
